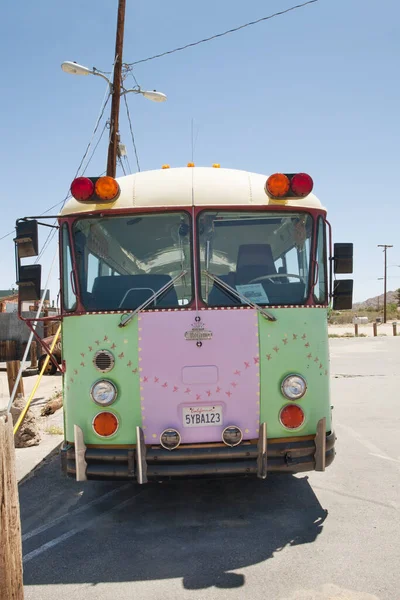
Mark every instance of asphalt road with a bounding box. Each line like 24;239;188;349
20;337;400;600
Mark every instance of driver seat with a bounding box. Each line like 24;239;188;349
235;244;277;285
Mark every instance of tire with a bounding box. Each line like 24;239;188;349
38;355;57;376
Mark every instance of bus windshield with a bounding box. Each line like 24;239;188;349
64;210;318;312
70;212;193;311
199;211;313;307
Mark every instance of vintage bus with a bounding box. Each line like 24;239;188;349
14;165;353;482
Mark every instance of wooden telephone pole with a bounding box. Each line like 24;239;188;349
378;244;393;323
0;412;24;599
106;0;127;178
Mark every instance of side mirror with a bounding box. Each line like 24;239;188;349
334;243;353;274
17;265;42;301
14;220;39;258
332;279;353;310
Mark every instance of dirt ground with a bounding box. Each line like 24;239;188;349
0;370;63;435
328;319;399;338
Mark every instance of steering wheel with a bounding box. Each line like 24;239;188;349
248;274;306;285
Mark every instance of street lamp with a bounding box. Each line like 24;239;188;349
61;59;167;177
61;61;167;101
377;244;393;323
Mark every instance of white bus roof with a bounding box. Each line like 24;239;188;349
60;167;325;216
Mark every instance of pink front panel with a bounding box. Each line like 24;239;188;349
139;309;260;444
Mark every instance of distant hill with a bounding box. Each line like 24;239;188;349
353;290;398;310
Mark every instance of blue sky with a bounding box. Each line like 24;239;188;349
1;0;399;302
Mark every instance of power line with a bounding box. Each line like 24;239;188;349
45;90;112;215
126;1;319;66
0;231;14;242
118;155;127;176
1;90;112;245
35;92;112;263
124;154;133;174
122;64;140;89
81;120;108;176
123;93;141;172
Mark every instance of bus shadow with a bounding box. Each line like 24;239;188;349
21;465;327;590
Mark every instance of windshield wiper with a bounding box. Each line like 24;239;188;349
203;271;277;322
118;270;188;328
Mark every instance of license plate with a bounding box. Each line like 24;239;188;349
183;405;223;428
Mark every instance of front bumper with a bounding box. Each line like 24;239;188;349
62;419;335;483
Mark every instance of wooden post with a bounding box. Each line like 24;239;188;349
7;361;24;399
0;411;24;599
315;417;327;472
393;322;397;337
354;323;359;337
373;322;378;337
30;343;37;369
5;341;17;361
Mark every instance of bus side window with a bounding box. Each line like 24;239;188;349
314;218;327;304
62;224;77;312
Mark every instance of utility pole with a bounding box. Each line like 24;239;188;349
0;411;24;600
106;0;126;178
378;244;393;323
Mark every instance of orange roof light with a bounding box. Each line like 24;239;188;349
187;162;195;168
213;163;220;168
162;164;170;169
94;176;120;202
265;173;291;198
93;412;119;437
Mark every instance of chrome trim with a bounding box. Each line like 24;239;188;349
160;428;181;451
221;425;243;447
90;379;118;407
315;417;327;471
257;422;268;479
136;426;148;484
74;424;87;482
281;374;307;400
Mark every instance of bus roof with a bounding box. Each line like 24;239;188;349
60;167;326;216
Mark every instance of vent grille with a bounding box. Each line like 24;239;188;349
93;350;115;373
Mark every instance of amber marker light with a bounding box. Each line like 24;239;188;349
265;173;291;198
94;176;120;201
92;412;119;437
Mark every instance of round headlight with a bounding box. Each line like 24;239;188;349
160;429;181;451
281;375;307;400
222;425;243;447
90;380;117;406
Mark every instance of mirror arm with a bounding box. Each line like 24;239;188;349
325;218;333;300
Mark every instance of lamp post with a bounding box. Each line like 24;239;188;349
377;244;393;323
61;2;166;177
61;61;167;102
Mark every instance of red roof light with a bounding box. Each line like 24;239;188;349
71;177;94;201
290;173;313;198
